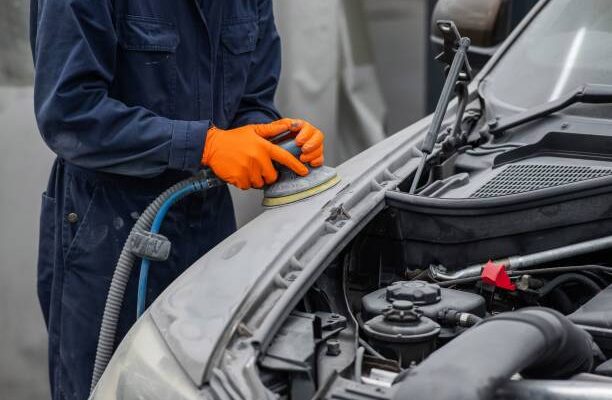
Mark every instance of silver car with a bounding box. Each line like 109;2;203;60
92;1;612;399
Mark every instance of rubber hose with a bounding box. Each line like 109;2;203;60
439;310;482;328
358;338;386;360
393;308;594;400
578;270;609;288
90;174;213;393
136;183;208;318
354;347;365;382
549;288;574;314
539;273;601;298
462;313;482;327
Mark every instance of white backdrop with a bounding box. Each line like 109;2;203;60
275;0;387;166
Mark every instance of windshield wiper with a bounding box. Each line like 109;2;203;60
489;83;612;135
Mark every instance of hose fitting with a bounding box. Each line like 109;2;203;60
437;309;482;328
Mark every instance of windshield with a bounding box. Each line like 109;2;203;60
482;0;612;118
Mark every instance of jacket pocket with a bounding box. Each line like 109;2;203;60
37;192;57;326
115;15;179;117
62;177;100;266
221;17;259;118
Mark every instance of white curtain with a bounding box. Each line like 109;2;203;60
232;0;387;225
274;0;387;166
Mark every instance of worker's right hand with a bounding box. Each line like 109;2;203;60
201;121;309;190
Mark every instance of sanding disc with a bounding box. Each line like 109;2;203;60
263;167;340;207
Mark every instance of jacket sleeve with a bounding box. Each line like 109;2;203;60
33;0;208;177
231;0;283;127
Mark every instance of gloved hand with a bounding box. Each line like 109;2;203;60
291;119;325;167
202;119;309;189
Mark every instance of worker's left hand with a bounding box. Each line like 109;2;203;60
254;118;325;167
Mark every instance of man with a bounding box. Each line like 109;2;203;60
30;1;325;399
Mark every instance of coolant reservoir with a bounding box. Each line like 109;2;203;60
363;300;440;367
361;281;486;321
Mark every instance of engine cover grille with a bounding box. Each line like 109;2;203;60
471;164;612;198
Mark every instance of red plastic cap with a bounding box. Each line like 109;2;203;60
481;260;516;291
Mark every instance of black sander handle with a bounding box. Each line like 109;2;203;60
268;130;309;169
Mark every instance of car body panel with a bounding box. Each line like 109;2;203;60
149;114;433;385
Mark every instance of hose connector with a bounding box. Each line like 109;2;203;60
437;309;482;328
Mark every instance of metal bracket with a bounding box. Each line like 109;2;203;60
435;20;473;82
326;204;351;225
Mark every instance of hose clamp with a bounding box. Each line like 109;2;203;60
128;230;172;262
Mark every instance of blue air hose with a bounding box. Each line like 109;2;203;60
91;171;221;393
136;182;208;318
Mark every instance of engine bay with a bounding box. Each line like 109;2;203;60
255;110;612;399
258;218;612;399
252;22;612;399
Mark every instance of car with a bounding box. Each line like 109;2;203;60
91;0;612;399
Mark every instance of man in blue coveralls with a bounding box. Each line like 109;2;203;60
30;1;326;398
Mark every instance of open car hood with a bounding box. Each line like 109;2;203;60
148;115;433;386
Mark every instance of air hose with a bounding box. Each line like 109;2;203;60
136;183;209;318
90;170;222;393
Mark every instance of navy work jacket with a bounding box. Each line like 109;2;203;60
31;0;282;178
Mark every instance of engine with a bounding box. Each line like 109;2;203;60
255;110;612;399
259;259;612;399
257;177;612;399
249;14;612;400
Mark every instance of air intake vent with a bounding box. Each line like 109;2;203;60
471;164;612;198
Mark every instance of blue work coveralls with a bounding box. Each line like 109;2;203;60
30;0;282;398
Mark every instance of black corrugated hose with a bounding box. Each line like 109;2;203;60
393;308;594;400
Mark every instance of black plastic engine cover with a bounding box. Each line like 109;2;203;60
570;284;612;356
380;175;612;271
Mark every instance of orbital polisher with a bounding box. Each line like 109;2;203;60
262;131;340;207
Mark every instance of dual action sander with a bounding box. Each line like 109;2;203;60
262;132;340;207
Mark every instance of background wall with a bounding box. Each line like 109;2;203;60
1;1;432;398
0;2;52;399
0;1;32;85
0;87;51;399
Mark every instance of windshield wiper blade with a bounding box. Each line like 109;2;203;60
489;83;612;135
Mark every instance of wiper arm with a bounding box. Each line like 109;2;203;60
489;83;612;135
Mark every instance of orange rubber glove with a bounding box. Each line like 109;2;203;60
201;119;309;190
289;119;325;167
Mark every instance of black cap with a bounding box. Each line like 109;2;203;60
386;281;441;305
